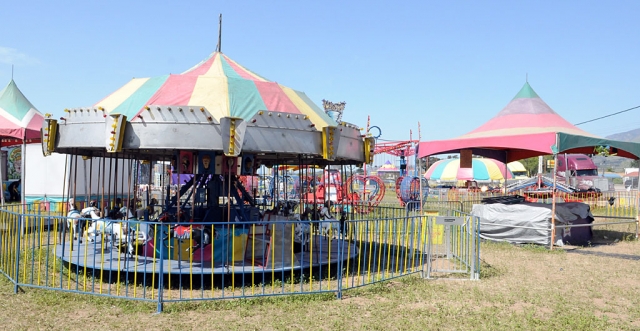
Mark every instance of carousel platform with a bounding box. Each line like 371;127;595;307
54;235;358;276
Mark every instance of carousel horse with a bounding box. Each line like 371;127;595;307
85;209;135;258
318;202;341;239
66;200;100;243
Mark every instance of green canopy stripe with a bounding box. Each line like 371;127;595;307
0;80;36;121
511;82;540;100
110;75;170;118
221;57;267;120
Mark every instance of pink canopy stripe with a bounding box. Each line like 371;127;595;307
145;75;200;106
182;53;219;76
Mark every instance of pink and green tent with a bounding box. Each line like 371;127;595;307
95;51;336;128
417;82;640;161
0;79;45;204
0;80;44;146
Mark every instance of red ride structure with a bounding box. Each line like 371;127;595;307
373;140;419;205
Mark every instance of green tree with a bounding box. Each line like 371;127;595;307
593;146;610;157
419;157;440;172
518;155;554;176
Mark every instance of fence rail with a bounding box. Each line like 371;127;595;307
0;204;481;312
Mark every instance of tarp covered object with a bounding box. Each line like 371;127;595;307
96;52;336;130
471;202;594;246
417;83;640;161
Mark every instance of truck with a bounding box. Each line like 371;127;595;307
555;154;612;191
623;168;638;190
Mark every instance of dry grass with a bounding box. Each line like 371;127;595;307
1;240;639;330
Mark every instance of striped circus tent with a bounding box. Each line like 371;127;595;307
425;158;513;182
0;79;45;204
377;160;399;172
417;82;640;161
0;80;44;146
95;51;336;128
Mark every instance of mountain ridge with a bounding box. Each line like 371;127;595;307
605;128;640;142
589;128;640;171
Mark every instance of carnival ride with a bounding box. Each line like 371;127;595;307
372;138;428;206
42;50;376;279
505;174;605;203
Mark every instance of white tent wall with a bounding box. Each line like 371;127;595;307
24;144;134;207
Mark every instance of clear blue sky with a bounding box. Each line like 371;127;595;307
1;1;639;143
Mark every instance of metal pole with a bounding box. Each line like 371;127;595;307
20;138;26;236
537;156;543;177
636;170;640;239
503;151;508;194
0;150;5;206
550;153;558;250
14;213;21;293
156;234;165;313
336;214;343;300
21;139;25;206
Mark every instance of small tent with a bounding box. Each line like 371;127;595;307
507;161;528;179
0;80;44;204
376;160;400;183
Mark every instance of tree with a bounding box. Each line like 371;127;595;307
593;146;610;157
419;157;440;172
519;155;554;176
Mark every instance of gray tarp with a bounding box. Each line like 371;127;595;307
471;202;593;246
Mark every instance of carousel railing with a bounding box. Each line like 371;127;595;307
0;203;479;312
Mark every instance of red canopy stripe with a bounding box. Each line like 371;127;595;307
182;53;219;76
146;75;199;106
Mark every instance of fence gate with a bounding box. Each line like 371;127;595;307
422;206;480;280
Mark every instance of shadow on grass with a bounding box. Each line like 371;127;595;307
590;229;637;244
565;249;640;261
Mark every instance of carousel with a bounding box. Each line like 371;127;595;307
42;49;375;280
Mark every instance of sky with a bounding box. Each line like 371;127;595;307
1;1;640;147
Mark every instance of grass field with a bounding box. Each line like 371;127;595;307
1;240;638;330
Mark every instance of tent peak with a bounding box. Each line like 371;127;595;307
3;79;17;90
511;82;539;100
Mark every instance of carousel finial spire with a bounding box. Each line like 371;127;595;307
216;14;222;53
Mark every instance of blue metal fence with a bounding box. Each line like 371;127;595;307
0;204;480;312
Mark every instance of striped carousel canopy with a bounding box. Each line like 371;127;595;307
95;52;336;129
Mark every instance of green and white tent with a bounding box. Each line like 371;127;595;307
0;79;45;204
